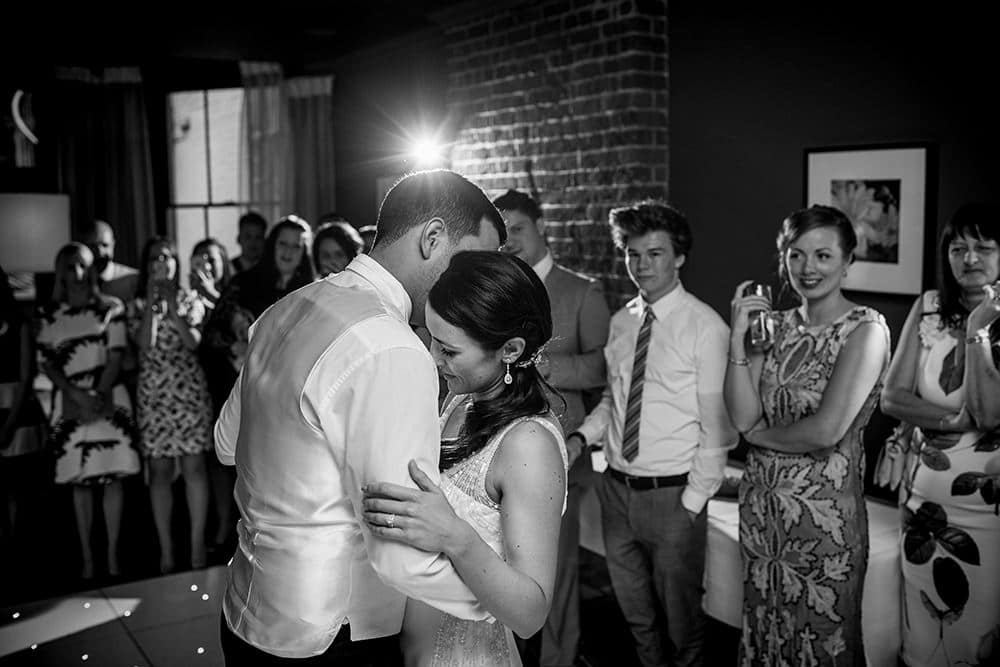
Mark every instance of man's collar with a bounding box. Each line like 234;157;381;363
628;282;686;320
344;254;413;323
532;251;554;282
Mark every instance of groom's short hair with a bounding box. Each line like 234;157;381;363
372;169;506;250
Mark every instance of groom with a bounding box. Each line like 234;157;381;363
214;169;506;665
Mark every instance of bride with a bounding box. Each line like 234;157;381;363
363;250;568;667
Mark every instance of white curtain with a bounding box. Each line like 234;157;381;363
239;62;291;225
239;63;336;225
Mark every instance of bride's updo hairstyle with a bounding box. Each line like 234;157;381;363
428;251;559;469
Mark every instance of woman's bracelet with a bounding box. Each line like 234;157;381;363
965;328;990;345
728;356;751;367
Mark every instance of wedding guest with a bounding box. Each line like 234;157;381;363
189;238;237;553
569;201;736;667
128;237;214;572
724;205;890;666
313;217;363;278
189;237;233;312
82;219;139;304
232;211;267;274
36;243;140;579
880;202;1000;667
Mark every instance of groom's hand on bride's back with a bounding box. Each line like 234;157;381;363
362;460;476;556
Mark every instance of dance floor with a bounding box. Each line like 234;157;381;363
0;567;227;666
0;548;735;666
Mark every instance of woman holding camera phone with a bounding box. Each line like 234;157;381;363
128;237;213;573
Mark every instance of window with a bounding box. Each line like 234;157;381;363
167;89;248;286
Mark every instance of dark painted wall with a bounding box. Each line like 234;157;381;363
668;5;998;496
670;4;998;339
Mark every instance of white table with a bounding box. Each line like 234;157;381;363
578;468;902;667
704;497;901;667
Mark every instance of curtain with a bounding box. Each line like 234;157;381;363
239;63;336;225
52;67;157;267
239;62;291;225
287;75;336;222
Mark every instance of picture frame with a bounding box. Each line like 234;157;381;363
804;143;933;295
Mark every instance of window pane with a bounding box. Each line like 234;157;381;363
169;92;209;205
207;206;242;265
171;207;208;290
207;89;246;204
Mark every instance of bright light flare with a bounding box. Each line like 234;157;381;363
408;135;444;167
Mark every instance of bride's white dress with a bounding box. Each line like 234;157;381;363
400;394;567;667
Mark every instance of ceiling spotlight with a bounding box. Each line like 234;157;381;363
408;135;444;167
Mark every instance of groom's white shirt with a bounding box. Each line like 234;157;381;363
215;254;489;658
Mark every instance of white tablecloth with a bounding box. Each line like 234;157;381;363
704;497;902;667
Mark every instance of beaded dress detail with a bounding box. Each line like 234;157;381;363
403;394;566;667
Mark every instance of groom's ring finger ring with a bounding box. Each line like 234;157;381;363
386;513;396;529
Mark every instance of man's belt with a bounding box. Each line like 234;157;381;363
608;468;688;490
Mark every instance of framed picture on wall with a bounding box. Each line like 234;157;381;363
804;143;933;295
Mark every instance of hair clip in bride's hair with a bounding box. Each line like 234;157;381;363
515;343;547;369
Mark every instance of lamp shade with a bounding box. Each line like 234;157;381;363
0;193;72;273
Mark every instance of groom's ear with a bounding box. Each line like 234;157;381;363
418;218;447;260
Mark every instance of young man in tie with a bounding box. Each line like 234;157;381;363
567;201;736;667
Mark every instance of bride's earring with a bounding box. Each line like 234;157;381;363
503;362;512;385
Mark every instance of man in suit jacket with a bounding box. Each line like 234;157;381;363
494;190;610;666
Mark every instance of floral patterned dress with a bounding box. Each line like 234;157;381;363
35;297;140;485
128;291;213;459
899;291;1000;667
739;306;889;667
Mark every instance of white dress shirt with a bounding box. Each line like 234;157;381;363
531;250;555;282
576;283;737;514
215;254;488;658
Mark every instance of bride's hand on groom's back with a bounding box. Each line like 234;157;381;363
362;460;475;556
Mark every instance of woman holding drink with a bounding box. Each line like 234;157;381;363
723;205;890;666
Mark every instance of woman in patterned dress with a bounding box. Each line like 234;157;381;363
880;202;1000;667
36;243;140;579
362;251;567;667
724;206;891;666
128;237;213;573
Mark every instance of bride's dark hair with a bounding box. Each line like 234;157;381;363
429;251;560;470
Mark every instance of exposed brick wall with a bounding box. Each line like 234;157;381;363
444;0;668;308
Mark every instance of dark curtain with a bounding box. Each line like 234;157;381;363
52;67;156;267
287;75;336;222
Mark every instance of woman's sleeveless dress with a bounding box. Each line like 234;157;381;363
400;394;567;667
739;306;889;667
900;290;1000;667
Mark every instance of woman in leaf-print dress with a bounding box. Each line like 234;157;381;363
36;243;140;579
724;206;890;666
881;203;1000;667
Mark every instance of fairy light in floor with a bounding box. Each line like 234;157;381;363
83;602;91;609
81;654;88;661
30;644;37;650
201;593;209;601
190;585;198;592
197;647;205;654
11;612;19;619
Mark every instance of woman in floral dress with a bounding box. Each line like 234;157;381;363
881;202;1000;667
129;237;213;573
36;243;140;579
724;206;891;666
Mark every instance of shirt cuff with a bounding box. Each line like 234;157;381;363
681;486;711;515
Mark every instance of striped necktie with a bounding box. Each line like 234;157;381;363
621;306;654;462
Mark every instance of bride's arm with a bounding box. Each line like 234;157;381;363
363;421;566;638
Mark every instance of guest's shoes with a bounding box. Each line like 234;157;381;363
159;554;175;575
